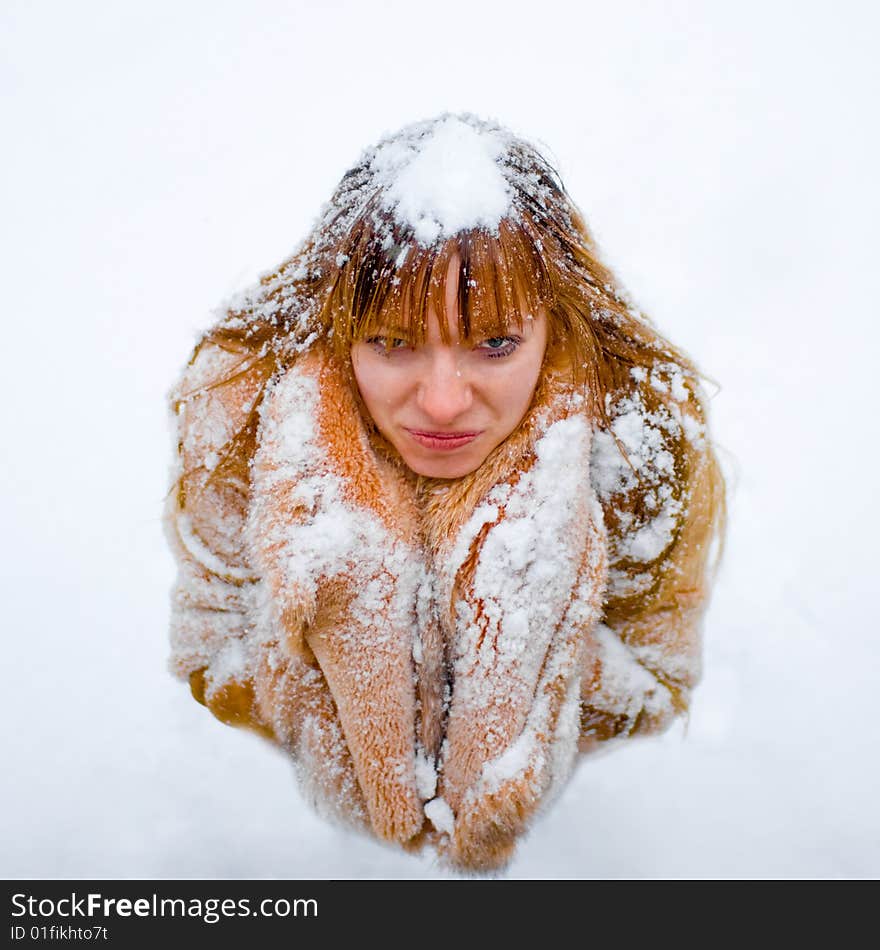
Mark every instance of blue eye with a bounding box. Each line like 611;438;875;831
478;336;520;358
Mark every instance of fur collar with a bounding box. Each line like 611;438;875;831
246;340;608;869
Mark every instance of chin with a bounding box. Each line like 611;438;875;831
401;450;485;480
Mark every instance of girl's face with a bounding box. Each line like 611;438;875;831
350;256;548;479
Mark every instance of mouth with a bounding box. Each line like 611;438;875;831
404;428;482;451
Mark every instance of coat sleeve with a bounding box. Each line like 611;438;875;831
580;371;722;748
435;415;608;871
246;349;426;846
164;341;271;736
166;343;398;835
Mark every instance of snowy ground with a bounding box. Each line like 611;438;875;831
2;0;878;879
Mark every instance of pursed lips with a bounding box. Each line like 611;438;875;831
404;428;482;450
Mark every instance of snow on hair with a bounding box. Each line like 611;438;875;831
171;113;725;696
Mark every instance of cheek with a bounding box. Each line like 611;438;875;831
351;352;407;417
351;351;378;413
493;356;543;413
520;336;548;399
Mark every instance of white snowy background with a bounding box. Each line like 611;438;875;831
3;0;878;879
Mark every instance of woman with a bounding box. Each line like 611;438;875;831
165;113;724;872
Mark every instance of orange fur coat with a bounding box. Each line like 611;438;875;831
165;338;710;871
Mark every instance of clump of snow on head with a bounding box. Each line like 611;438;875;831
370;114;512;245
216;112;571;343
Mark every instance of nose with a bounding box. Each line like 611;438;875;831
416;348;473;425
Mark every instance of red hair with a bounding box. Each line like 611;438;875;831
172;116;725;696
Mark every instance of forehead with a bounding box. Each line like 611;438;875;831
378;305;541;346
373;288;526;345
381;303;465;345
380;251;526;340
337;217;552;351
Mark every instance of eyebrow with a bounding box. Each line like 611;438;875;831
368;317;531;342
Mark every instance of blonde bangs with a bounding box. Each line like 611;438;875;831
326;213;556;356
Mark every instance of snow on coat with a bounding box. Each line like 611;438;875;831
165;337;709;872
